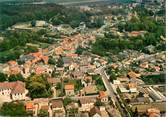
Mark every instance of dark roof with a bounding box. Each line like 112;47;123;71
90;107;101;117
62;57;73;65
51;100;63;108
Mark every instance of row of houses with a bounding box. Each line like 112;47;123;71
25;95;109;117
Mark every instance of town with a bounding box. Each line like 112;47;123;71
0;0;165;117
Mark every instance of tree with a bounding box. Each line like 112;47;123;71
56;56;64;67
75;46;86;55
63;97;72;106
0;102;27;116
31;20;36;27
8;74;24;82
132;107;138;117
38;110;49;117
26;75;52;99
94;100;104;107
48;57;56;65
0;73;7;82
56;82;62;90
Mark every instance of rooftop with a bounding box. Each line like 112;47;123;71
65;84;74;90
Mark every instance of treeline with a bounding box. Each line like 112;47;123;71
141;74;165;85
92;7;166;56
92;31;165;56
0;30;51;63
0;3;90;29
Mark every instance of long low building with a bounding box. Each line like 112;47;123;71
132;102;166;113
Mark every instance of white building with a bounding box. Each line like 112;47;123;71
0;81;27;101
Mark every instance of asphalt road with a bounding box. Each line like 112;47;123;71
97;66;128;117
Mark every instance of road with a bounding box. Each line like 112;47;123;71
96;66;129;117
51;94;98;100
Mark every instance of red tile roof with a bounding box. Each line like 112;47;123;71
99;91;107;98
26;102;34;110
8;60;17;66
30;52;42;58
0;81;25;94
35;66;46;75
65;84;74;90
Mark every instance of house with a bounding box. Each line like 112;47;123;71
72;70;85;79
21;62;32;78
34;65;53;75
83;85;98;95
8;60;21;75
90;107;101;117
98;91;108;103
82;76;92;87
55;47;64;55
0;81;27;101
47;77;61;86
113;80;121;85
118;85;129;93
139;62;149;69
65;84;74;96
66;102;79;111
128;83;137;93
69;63;78;71
100;106;110;117
127;71;141;79
35;20;47;27
79;97;96;111
117;77;129;83
0;64;9;75
33;98;49;107
62;57;73;67
26;101;35;116
147;108;160;117
33;98;50;116
81;112;89;117
50;99;65;117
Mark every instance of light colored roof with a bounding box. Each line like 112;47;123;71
128;71;141;79
47;78;60;84
83;85;97;94
79;97;96;105
128;83;137;88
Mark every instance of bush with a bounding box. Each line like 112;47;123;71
0;102;27;116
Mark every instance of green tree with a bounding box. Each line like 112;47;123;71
57;56;64;67
38;110;49;117
8;74;24;82
48;57;56;65
0;102;27;116
31;20;36;27
75;46;86;55
26;75;52;99
0;73;7;82
63;97;72;106
94;100;104;107
56;82;62;90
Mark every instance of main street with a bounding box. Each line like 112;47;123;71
96;66;129;117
